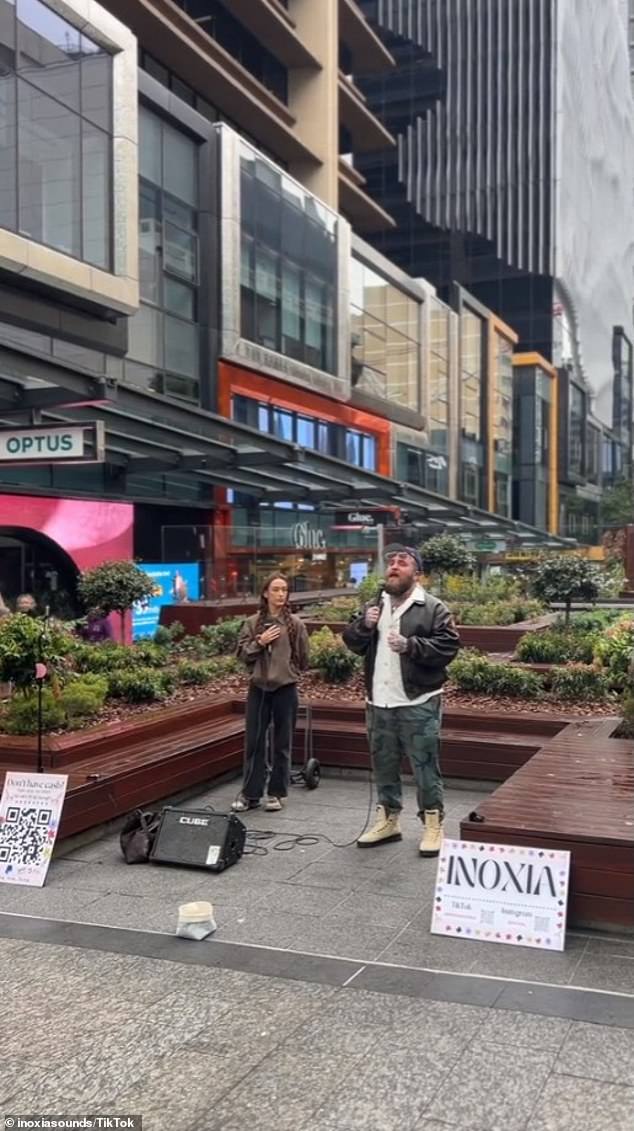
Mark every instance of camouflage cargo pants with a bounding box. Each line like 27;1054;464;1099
366;696;444;818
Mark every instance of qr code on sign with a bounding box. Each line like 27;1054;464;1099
0;807;52;865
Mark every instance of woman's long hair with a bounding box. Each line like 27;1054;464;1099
254;572;298;666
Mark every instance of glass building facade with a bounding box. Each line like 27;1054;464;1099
350;256;420;411
126;105;200;401
239;141;337;375
0;0;113;269
491;327;515;517
459;306;485;508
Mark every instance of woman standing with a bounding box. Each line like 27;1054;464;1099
233;573;309;812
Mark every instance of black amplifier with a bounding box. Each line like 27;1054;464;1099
149;808;246;872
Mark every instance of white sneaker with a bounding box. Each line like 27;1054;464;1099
264;796;286;812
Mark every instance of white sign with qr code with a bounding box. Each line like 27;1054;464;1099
0;772;68;887
206;845;221;866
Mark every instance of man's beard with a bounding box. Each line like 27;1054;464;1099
384;574;413;596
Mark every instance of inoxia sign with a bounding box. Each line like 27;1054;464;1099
0;423;105;465
431;839;571;952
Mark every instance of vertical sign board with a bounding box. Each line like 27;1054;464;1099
132;563;201;640
0;773;68;887
431;839;571;952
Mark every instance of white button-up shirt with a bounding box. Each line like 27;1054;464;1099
370;584;441;709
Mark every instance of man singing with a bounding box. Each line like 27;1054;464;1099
343;545;460;857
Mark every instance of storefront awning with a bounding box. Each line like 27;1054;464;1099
0;346;576;550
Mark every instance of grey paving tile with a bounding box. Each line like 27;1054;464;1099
529;1074;634;1131
291;990;485;1057
374;924;476;972
311;1047;449;1131
188;977;334;1056
288;916;402;961
555;1022;634;1085
205;1049;361;1131
0;887;102;918
214;909;313;948
267;883;349;917
477;1008;570;1049
324;890;424;929
282;859;370;891
423;1040;556;1130
572;955;634;994
464;933;589;986
113;1047;262;1130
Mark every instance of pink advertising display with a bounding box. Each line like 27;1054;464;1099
0;495;133;569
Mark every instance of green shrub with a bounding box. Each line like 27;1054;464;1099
72;642;137;674
550;664;611;703
449;651;544;698
59;676;108;722
309;626;359;683
0;613;74;692
154;621;185;646
441;574;522;603
176;660;219;685
516;629;596;664
618;691;634;738
107;667;175;703
131;642;169;668
302;598;358;623
451;599;543;626
199;617;243;655
2;690;66;735
593;616;634;685
559;610;619;633
77;559;155;643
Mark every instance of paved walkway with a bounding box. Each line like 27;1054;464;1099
1;777;634;1130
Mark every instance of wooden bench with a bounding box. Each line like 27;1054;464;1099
460;717;634;931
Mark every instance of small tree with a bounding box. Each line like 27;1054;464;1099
420;534;475;589
532;555;601;625
78;561;155;644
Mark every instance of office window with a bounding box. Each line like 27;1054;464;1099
492;330;513;515
350;257;420;411
461;309;483;442
429;299;449;452
0;0;113;267
569;382;585;476
230;393;378;471
398;443;449;496
586;423;600;485
175;0;288;103
239;143;337;374
460;307;485;507
125;106;200;402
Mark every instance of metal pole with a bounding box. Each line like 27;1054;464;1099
376;523;385;571
36;627;43;775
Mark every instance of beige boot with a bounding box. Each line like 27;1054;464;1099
357;805;402;848
419;810;443;857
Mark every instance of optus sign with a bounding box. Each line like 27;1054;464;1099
0;423;104;464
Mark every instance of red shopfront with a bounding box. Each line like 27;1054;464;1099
213;361;393;595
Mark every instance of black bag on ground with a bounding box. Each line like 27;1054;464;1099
120;809;162;864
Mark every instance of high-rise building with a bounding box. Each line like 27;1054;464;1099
357;0;634;537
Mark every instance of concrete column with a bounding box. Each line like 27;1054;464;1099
286;0;339;208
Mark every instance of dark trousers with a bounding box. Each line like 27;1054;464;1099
366;697;444;818
242;683;298;801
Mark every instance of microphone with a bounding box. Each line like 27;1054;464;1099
262;619;276;655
